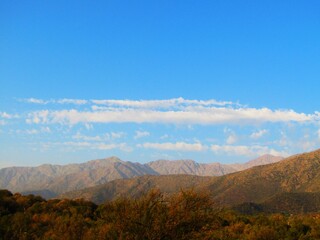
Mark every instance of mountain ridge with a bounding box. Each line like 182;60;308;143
0;154;283;198
59;149;320;213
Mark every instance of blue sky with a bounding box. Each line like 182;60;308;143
1;1;320;168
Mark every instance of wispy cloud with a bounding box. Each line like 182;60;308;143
91;97;234;109
224;128;238;144
23;97;233;108
26;107;319;126
56;99;88;105
72;133;104;141
0;112;14;119
138;141;208;151
24;98;49;104
250;129;268;139
41;141;132;152
15;127;51;135
23;98;87;105
72;132;126;141
211;144;288;157
111;132;126;139
23;98;320;126
134;131;150;139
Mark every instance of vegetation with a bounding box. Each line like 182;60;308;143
2;189;320;240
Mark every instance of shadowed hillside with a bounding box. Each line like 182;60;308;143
59;175;214;204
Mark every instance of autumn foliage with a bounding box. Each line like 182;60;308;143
1;189;320;239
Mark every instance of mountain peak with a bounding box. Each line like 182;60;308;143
87;156;123;164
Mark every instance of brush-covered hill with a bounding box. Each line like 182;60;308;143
59;175;214;204
233;192;320;214
209;149;320;206
0;155;282;198
60;149;320;214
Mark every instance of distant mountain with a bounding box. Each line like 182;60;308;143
146;154;283;175
229;154;284;171
60;149;320;214
0;157;157;197
146;159;235;176
0;154;283;198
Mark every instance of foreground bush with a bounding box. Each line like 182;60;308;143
1;189;320;239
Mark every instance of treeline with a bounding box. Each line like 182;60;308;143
1;189;320;240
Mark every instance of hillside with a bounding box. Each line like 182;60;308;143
208;149;320;206
59;175;214;204
0;154;282;198
61;149;320;212
229;154;284;171
146;159;234;175
233;192;320;214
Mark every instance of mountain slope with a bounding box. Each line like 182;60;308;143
146;154;283;176
208;149;320;206
0;157;157;196
233;192;320;214
146;159;235;176
229;154;284;171
60;149;320;211
0;154;283;198
59;175;214;204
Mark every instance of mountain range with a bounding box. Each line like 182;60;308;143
59;149;320;214
0;154;282;198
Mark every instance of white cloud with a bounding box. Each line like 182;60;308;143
91;97;234;109
300;141;316;151
56;99;88;105
26;110;49;124
24;98;88;105
211;144;288;157
25;129;39;135
84;123;93;130
160;134;169;139
41;127;51;133
226;135;237;144
111;132;126;139
224;128;238;144
43;141;132;152
72;132;125;141
96;143;132;152
16;127;51;135
24;98;49;104
134;131;150;139
250;129;268;139
276;131;291;147
26;105;319;126
72;133;103;141
24;97;233;108
0;112;13;119
139;141;208;152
